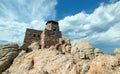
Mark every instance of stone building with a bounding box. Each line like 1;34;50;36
24;20;70;49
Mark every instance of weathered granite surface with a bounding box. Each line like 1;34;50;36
0;43;19;73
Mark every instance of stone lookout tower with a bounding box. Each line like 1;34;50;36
24;20;70;49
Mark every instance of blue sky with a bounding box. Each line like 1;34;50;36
0;0;120;54
56;0;110;20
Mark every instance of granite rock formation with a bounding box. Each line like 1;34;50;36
71;42;103;60
88;55;120;74
94;48;103;57
114;48;120;56
1;42;120;74
0;43;19;73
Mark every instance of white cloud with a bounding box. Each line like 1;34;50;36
0;0;57;45
0;20;46;45
0;0;57;22
0;21;27;44
59;1;120;45
96;23;120;42
0;0;120;54
59;1;120;54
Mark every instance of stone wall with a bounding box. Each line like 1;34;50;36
24;28;42;47
41;30;62;48
24;20;70;49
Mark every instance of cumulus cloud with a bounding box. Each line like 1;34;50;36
59;1;120;53
0;0;57;44
0;20;46;44
0;0;120;54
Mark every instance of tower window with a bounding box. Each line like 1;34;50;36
53;28;56;31
53;26;57;31
33;34;36;37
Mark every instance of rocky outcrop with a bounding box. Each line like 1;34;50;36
19;42;40;53
88;55;120;74
94;48;103;57
2;49;77;74
55;39;71;54
114;48;120;56
28;42;40;50
1;42;119;74
76;60;90;74
71;42;104;60
2;48;93;74
2;48;120;74
72;42;94;49
0;43;19;73
71;42;94;60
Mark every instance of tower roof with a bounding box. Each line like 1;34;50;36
46;20;58;25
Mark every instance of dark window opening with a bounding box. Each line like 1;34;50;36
39;45;41;49
33;34;36;37
52;25;57;32
53;28;56;31
38;35;40;37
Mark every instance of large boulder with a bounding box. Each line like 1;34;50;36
72;42;94;49
65;44;71;53
71;42;95;60
76;61;90;74
28;42;40;50
88;55;120;74
94;48;103;57
0;43;19;73
55;39;71;54
19;42;40;53
114;48;120;56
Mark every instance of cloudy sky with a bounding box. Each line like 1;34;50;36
0;0;120;54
